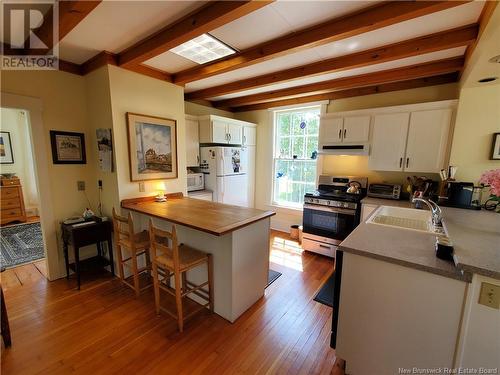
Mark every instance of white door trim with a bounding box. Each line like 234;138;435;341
1;91;60;280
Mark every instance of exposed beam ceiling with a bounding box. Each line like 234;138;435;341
118;1;273;68
173;1;468;84
186;24;477;100
213;57;464;108
79;51;172;81
459;0;498;79
5;0;101;56
230;73;459;112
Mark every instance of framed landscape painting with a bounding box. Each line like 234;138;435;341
50;130;86;164
0;131;14;164
126;112;178;181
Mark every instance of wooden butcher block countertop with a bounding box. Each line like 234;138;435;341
121;195;275;236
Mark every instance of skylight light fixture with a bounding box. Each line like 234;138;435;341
170;34;236;64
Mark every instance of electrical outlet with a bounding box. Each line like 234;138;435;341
138;182;145;192
98;180;103;188
77;181;85;191
478;282;500;309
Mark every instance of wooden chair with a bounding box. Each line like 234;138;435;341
149;220;213;332
112;208;152;296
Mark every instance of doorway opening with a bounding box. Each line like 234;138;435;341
0;107;47;282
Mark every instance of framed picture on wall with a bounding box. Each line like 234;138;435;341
490;133;500;160
491;133;500;160
0;131;14;164
126;112;178;181
50;130;87;164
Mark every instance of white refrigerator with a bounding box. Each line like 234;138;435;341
200;146;249;207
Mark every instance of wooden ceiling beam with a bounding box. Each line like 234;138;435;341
118;1;273;68
213;57;464;108
173;1;468;84
186;24;478;100
229;73;459;112
32;0;101;51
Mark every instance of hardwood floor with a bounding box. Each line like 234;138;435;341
1;231;343;374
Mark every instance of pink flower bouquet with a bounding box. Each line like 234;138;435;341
480;168;500;199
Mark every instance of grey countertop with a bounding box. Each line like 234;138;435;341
338;197;500;281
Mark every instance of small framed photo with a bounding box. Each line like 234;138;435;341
491;132;500;160
50;130;86;164
0;131;14;164
126;112;178;181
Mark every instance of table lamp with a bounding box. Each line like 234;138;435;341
155;181;167;202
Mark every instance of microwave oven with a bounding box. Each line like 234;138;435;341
187;173;204;192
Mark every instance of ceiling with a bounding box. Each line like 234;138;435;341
50;1;496;110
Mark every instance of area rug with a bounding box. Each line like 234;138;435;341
314;272;335;307
0;222;44;269
267;269;282;288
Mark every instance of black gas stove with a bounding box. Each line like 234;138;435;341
304;176;368;207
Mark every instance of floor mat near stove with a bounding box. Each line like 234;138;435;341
314;271;335;307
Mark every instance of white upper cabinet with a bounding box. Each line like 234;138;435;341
227;123;242;145
405;109;452;173
319;115;370;146
342;116;370;143
185;116;200;167
242;126;257;146
369;113;410;171
199;115;247;145
369;107;453;173
211;119;229;143
319;117;343;144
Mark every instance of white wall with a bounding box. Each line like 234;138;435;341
107;65;187;200
449;84;500;184
0;108;39;214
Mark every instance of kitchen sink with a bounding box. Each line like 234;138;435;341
366;205;445;235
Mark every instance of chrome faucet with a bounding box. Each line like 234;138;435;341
412;197;443;227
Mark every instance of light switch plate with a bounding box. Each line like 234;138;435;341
77;181;85;191
138;182;145;192
478;282;500;309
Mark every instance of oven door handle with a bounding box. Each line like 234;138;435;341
304;203;356;215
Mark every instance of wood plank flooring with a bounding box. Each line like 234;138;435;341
1;231;343;374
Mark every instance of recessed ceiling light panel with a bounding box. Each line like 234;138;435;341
478;77;498;83
170;34;236;64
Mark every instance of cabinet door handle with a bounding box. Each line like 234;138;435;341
344;128;347;138
229;133;231;142
197;155;200;164
399;157;403;168
319;244;331;249
338;129;342;139
243;135;246;144
406;157;409;168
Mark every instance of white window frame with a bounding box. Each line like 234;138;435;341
270;104;325;209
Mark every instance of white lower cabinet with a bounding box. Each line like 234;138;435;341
337;252;467;375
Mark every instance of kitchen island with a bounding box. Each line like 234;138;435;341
121;195;275;322
335;198;500;374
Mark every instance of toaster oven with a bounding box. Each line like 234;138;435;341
187;173;204;192
367;183;401;200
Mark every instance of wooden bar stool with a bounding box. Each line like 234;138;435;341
112;208;152;296
149;219;213;332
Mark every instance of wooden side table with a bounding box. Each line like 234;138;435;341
61;220;115;290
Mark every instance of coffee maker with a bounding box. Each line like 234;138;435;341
439;181;482;210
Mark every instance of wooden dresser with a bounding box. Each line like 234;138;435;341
1;178;27;225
